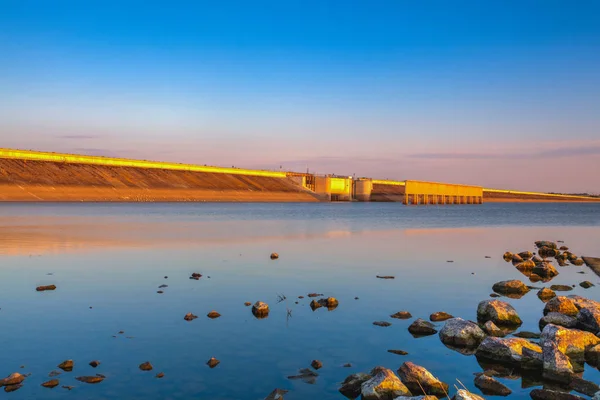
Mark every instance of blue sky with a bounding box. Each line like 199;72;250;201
1;1;599;192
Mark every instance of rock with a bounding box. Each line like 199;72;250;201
484;321;505;337
477;300;522;326
387;349;408;355
580;281;594;288
474;374;511;396
519;251;533;260
36;285;57;291
41;379;59;388
244;302;251;306
582;256;600;276
503;252;513;262
570;377;600;397
307;293;323;297
512;254;524;264
522;347;544;370
550;285;573;292
207;357;220;368
317;297;339;310
489;293;501;298
530;389;586;400
397;362;448;397
139;362;153;371
376;275;395;279
158;284;168;288
252;301;269;318
532;263;559;279
339;373;371;399
532;255;544;264
516;259;536;271
58;360;73;371
439;318;486;347
62;385;74;390
475;337;542;365
310;300;322;310
513;331;541;339
4;384;22;393
88;360;100;368
539;312;578;330
560;246;569;251
539;247;559;259
76;376;105;384
576;307;600;334
542;340;574;383
492;280;530;296
190;272;202;280
265;388;289;400
156;372;164;378
543;297;579;316
343;363;352;368
391;311;412;319
541;324;600;364
538;288;556;301
311;360;322;370
207;311;221;319
184;312;198;321
408;319;438;336
157;290;164;294
361;367;412;399
48;370;61;377
287;368;318;384
270;253;279;260
586;343;600;366
0;373;25;386
373;321;392;327
430;312;453;322
572;259;584;266
536;241;557;249
453;389;486;400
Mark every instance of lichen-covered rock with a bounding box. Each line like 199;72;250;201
452;389;486;400
538;288;556;302
539;247;559;259
503;252;513;262
397;362;448;397
439;318;486;347
408;319;438;336
536;241;557;249
530;389;586;400
542;340;574;384
477;300;522;326
361;367;412;399
515;259;536;271
522;347;543;370
474;374;511;396
41;379;59;388
543;296;581;317
541;324;600;364
532;263;559;279
492;280;530;295
539;312;577;330
430;312;453;322
484;321;505;337
0;373;25;387
339;373;371;398
252;301;270;318
57;360;73;371
518;251;533;260
76;375;105;384
585;343;600;366
475;337;542;365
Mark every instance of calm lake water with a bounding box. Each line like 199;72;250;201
1;202;600;399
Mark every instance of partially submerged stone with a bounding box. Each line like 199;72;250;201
207;357;220;368
361;367;412;399
4;384;22;393
207;311;221;319
376;275;395;279
542;340;574;384
339;373;371;398
474;374;511;396
156;372;164;378
541;324;600;364
539;312;577;330
76;375;105;384
518;251;533;260
189;272;202;280
580;281;594;288
58;360;73;372
408;319;437;336
391;311;412;319
139;361;153;371
41;379;59;388
36;285;57;291
287;368;318;384
532;263;559;279
513;331;541;339
430;312;453;322
585;343;600;366
270;253;279;260
530;389;586;400
484;321;505;337
252;301;270;318
184;312;198;321
439;318;486;348
569;377;600;397
0;373;25;387
477;299;522;326
311;360;322;370
452;389;486;400
387;349;408;356
475;337;542;366
550;285;573;292
503;252;513;262
492;280;530;296
537;288;556;302
397;362;448;397
373;321;391;327
536;241;557;250
89;360;100;368
265;388;288;400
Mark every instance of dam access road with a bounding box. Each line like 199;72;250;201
0;148;598;203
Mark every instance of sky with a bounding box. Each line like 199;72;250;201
1;1;600;193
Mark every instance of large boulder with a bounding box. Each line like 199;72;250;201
477;300;522;326
475;337;542;365
522;347;543;370
492;280;530;296
439;318;486;348
361;367;412;399
452;389;486;400
577;306;600;334
541;324;600;364
539;312;578;330
531;263;559;279
397;362;448;397
543;296;600;317
339;373;371;398
474;374;511;396
484;321;506;337
542;340;574;384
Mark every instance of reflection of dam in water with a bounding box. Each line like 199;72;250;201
0;148;598;203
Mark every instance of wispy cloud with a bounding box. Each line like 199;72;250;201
407;144;600;160
57;134;99;139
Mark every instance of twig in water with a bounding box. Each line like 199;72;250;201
276;293;287;304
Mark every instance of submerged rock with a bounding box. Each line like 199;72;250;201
4;384;23;393
0;373;25;387
430;312;453;322
522;347;544;370
361;367;412;399
408;319;438;336
76;376;104;384
89;360;100;368
41;379;59;388
244;302;252;306
190;272;202;280
339;373;371;398
36;285;57;291
513;331;541;339
397;362;448;397
287;368;318;384
376;275;395;279
139;362;153;371
452;389;486;400
530;389;586;400
207;311;221;319
184;312;198;321
373;321;391;327
492;280;530;296
539;312;578;330
550;285;573;292
391;311;412;319
580;281;594;288
388;349;408;356
311;360;323;370
570;377;600;397
474;374;511;396
58;360;73;372
439;318;486;348
252;301;270;318
475;337;542;365
477;299;522;326
538;288;556;302
206;357;220;368
265;388;288;400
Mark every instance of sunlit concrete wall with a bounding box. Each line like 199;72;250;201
354;179;373;202
0;148;286;178
404;180;483;205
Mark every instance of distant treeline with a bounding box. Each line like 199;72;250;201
548;192;600;198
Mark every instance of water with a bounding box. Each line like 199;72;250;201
1;202;599;399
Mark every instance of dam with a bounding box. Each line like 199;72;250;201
0;148;598;203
